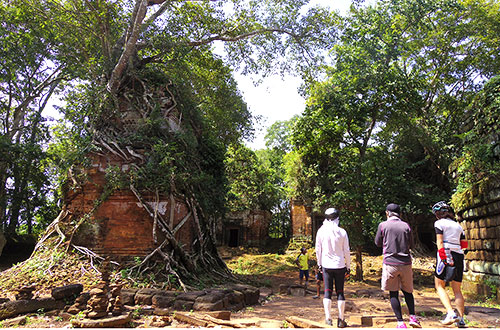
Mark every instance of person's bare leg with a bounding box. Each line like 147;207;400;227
435;277;454;313
451;281;465;317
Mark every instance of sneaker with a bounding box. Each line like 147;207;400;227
397;323;407;328
441;313;459;325
337;318;347;328
326;319;333;326
312;295;319;299
457;318;467;328
409;315;422;328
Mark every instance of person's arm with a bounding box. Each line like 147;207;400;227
374;223;383;248
436;233;444;250
315;231;322;268
344;232;351;271
436;233;446;259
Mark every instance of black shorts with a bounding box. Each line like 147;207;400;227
322;267;346;300
435;251;464;282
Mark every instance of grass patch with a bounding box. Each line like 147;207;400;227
226;253;296;275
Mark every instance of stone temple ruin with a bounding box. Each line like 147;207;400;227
457;181;500;301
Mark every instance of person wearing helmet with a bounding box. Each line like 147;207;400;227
375;203;421;328
315;207;350;328
432;201;467;328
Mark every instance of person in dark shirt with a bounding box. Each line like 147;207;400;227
375;203;421;328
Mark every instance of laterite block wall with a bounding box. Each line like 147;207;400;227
457;181;500;302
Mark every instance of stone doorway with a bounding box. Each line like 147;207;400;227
228;228;239;247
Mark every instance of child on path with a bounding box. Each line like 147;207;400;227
295;247;309;287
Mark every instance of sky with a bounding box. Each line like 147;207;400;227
239;0;357;150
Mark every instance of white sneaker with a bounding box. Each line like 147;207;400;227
441;313;458;325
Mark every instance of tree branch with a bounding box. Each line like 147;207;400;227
187;28;300;47
142;0;170;30
107;0;148;94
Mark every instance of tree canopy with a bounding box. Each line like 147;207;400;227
1;0;500;287
289;0;500;279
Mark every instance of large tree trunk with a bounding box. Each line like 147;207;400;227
355;245;363;280
406;213;430;256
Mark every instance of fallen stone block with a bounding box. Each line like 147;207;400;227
173;299;194;311
176;291;206;302
204;310;231;320
0;298;66;320
195;291;225;304
242;286;260;305
51;284;84;301
228;290;245;305
151;293;176;308
349;314;395;327
289;285;306;297
120;288;137;306
71;312;131;328
193;299;224;311
286;316;329;328
135;288;163;305
174;311;209;327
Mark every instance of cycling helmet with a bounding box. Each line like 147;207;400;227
325;207;339;219
432;201;451;214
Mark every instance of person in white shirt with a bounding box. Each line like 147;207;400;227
315;207;351;328
432;201;468;328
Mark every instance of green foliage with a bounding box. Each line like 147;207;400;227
451;76;500;211
0;0;66;234
225;144;279;212
288;0;500;256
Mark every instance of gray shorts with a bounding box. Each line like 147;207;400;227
381;263;414;293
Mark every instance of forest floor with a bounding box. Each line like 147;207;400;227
1;249;500;328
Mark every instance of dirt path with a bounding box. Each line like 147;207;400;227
229;270;500;328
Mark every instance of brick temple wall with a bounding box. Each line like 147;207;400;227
219;209;271;247
457;182;500;301
290;200;312;239
65;152;194;257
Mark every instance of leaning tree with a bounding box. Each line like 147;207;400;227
2;0;338;290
